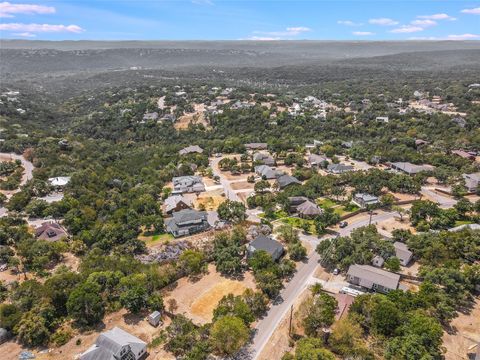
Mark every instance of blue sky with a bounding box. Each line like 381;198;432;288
0;1;479;40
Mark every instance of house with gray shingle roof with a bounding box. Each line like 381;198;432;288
462;172;480;192
352;193;379;209
80;326;147;360
247;234;284;261
276;174;301;189
253;152;275;166
255;165;283;179
162;195;192;215
393;242;413;266
165;209;209;237
179;145;203;156
308;154;328;168
390;162;434;175
296;200;323;218
172;176;205;194
347;264;401;293
327;163;354;174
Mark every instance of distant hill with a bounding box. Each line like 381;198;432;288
1;40;480;76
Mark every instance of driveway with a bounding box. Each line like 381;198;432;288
210;157;241;202
421;186;457;209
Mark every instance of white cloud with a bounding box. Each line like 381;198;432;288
411;19;437;27
461;7;480;15
244;36;281;41
0;1;55;18
353;31;375;36
252;26;311;39
0;23;84;33
390;25;424;33
337;20;362;26
13;31;36;37
368;18;399;26
408;36;440;40
447;33;479;40
417;13;456;21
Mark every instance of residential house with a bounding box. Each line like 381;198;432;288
276;174;301;189
346;264;401;293
341;141;353;149
352;193;380;209
48;176;71;190
247;234;284;261
296;200;323;218
178;145;203;156
255;165;283;180
308;154;328;168
327;163;354;174
462;173;480;192
162;195;192;215
172;176;205;194
35;222;68;242
165;209;209;237
245;143;268;151
253;152;275;166
452;150;476;161
160;114;176;123
376;116;389;123
147;311;162;327
80;326;147;360
393;242;413;266
390;162;434;175
288;196;309;213
143;112;159;121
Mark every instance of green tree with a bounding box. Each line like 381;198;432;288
67;281;105;327
293;337;336;360
210;316;250;356
14;311;50;347
178;250;206;276
385;257;401;272
298;293;338;336
217;200;246;223
213;294;255;325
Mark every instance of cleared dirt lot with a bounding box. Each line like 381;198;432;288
174;104;210;130
230;181;254;190
163;264;256;325
193;189;225;211
443;298;480;360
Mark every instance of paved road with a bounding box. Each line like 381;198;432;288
249;210;397;359
210;157;240;202
421;186;457;209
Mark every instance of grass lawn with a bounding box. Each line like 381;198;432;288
454;220;474;227
317;198;359;216
281;217;316;234
139;232;174;246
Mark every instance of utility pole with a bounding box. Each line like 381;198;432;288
288;304;293;337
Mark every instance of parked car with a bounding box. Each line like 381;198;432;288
339;221;348;228
333;268;340;275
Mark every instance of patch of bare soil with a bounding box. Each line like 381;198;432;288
174;104;209;130
163;264;256;325
230;181;254;190
443;298;480;360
